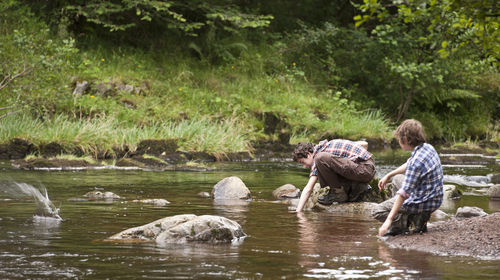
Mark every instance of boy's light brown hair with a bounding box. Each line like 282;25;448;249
394;119;426;147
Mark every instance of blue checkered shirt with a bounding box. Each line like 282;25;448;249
397;143;443;213
310;139;372;177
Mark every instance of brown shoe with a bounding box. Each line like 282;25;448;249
318;186;348;205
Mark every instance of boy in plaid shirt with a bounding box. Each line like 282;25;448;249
374;119;443;236
293;139;376;212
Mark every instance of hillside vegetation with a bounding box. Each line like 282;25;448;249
1;1;498;158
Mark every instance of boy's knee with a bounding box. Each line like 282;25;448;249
392;174;405;189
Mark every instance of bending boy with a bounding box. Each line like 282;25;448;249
293;139;376;212
374;119;443;236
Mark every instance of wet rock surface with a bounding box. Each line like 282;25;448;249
108;214;246;244
382;212;500;259
272;184;301;199
132;199;170;206
12;158;98;170
212;176;251;200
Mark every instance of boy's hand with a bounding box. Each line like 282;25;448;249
378;175;389;190
378;219;392;236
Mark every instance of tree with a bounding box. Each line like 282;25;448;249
354;0;499;62
26;0;273;36
0;63;33;119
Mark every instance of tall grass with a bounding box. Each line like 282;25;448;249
0;114;252;157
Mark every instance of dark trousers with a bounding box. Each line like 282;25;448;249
314;152;375;191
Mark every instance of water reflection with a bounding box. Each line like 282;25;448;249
212;199;250;222
489;200;500;212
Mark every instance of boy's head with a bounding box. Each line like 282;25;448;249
293;142;315;168
394;119;426;148
293;142;314;162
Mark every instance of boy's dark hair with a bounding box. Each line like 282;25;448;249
293;142;314;161
394;119;426;147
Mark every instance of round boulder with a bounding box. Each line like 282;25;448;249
487;184;500;200
456;206;488;218
272;184;300;199
108;214;246;244
212;176;251;200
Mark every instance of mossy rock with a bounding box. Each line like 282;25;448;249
130;155;173;169
12;158;96;170
115;158;146;168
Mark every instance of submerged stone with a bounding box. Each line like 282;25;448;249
132;199;170;206
84;190;120;200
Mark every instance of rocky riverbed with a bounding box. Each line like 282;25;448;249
382;212;500;260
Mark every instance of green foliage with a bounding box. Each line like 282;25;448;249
29;0;273;35
355;0;499;62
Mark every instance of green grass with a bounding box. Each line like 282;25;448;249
0;7;394;158
0;114;253;157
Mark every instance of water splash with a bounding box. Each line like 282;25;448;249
1;181;62;221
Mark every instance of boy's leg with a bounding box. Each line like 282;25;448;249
390;174;405;196
407;211;432;233
372;196;410;235
314;153;349;204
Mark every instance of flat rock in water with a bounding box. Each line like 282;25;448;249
107;214;246;245
382;212;500;259
132;199;170;206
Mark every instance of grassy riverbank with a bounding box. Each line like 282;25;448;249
1;5;498;158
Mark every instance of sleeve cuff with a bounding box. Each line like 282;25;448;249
396;188;410;199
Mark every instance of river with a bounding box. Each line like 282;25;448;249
0;150;499;279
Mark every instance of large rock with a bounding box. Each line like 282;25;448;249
272;184;300;199
108;214;246;244
487;184;500;200
456;206;488;218
212;176;251;200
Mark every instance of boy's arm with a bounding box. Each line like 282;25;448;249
378;194;405;236
295;176;318;212
378;163;407;190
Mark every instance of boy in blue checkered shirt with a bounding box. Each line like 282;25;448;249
373;119;444;236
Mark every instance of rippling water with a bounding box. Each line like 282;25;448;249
0;151;499;279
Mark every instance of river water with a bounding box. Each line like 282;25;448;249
0;150;499;279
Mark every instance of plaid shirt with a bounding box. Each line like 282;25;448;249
397;143;444;213
309;139;372;177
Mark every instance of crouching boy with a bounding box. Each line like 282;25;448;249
293;139;376;212
374;119;443;236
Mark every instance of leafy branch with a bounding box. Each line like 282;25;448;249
0;62;33;120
